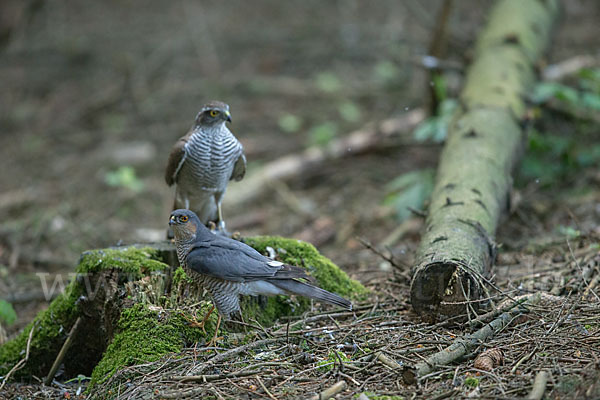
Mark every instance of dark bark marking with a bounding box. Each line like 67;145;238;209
444;197;464;207
474;199;490;215
503;33;520;45
432;236;448;244
463;129;478;138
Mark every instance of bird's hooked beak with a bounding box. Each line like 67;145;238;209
224;110;232;123
169;215;176;226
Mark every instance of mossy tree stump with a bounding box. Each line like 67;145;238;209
0;237;366;390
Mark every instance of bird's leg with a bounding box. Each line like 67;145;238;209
185;305;215;335
216;201;226;232
207;314;223;348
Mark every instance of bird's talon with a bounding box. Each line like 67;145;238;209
207;336;224;348
231;231;242;240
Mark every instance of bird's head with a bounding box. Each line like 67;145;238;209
195;101;232;127
169;209;202;241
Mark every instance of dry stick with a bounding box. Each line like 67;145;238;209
581;273;600;301
376;352;402;370
357;237;412;282
357;236;407;269
543;54;599;81
402;293;543;384
190;338;282;374
309;380;347;400
0;322;35;391
44;316;82;386
257;375;278;400
227;109;425;207
526;370;550;400
172;370;261;383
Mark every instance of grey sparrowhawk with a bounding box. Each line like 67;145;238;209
165;101;246;233
169;209;352;334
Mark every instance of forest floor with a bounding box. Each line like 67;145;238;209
0;1;599;399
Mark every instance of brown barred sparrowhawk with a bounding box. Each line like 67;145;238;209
169;209;352;334
165;101;246;233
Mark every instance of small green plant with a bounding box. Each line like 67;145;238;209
278;113;302;133
317;350;350;371
308;122;338;147
518;129;600;186
315;72;342;93
464;376;480;388
0;299;17;326
556;225;581;239
104;166;144;192
373;60;400;83
413;98;458;142
384;169;435;221
338;101;361;123
532;68;600;111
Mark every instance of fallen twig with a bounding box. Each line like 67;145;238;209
543;54;599;81
257;375;278;400
190;338;283;374
375;352;402;370
309;380;347;400
403;293;544;384
0;322;35;391
44;317;82;385
172;370;260;383
526;370;550;400
357;237;409;281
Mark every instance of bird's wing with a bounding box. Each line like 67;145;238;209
164;132;191;186
230;151;246;182
186;239;310;282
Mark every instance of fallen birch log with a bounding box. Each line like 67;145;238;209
410;0;560;320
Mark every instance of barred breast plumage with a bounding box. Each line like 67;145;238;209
182;126;242;190
165;101;246;231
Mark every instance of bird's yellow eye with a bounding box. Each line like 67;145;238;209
180;215;189;222
209;110;219;117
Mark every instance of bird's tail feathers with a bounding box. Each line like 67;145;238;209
269;280;352;310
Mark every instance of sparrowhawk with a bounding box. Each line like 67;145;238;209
165;101;246;233
169;209;352;330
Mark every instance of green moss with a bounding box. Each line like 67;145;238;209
77;246;168;277
0;282;81;378
464;376;480;388
2;240;365;391
0;246;169;380
317;350;351;371
238;236;367;325
243;236;368;299
172;266;192;285
89;302;216;388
